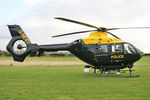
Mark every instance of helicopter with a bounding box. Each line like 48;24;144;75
6;17;149;77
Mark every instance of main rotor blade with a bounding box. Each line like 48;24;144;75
106;32;121;39
52;30;97;38
107;27;150;31
55;17;100;30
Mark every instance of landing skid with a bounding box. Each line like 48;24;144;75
93;67;140;78
103;74;140;78
110;75;140;78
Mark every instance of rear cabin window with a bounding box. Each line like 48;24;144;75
87;44;97;54
87;44;108;55
111;44;123;54
99;45;108;54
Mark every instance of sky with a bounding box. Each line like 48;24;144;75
0;0;150;53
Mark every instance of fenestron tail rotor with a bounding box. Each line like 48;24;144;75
13;40;27;55
7;25;40;62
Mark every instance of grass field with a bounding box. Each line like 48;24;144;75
0;56;150;100
135;56;150;63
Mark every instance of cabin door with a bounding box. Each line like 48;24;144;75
95;44;110;64
110;43;124;64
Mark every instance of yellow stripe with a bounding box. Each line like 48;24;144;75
82;32;124;44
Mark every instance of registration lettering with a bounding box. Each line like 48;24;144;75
18;29;31;44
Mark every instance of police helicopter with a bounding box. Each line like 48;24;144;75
7;17;149;77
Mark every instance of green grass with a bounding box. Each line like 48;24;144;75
0;56;150;100
136;56;150;63
0;66;150;100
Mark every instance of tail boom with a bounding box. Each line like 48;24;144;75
6;25;70;62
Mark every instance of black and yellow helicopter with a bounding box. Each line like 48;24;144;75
7;17;149;77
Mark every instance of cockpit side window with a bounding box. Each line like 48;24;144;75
124;43;136;54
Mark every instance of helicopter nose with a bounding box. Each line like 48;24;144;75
140;52;144;57
138;50;144;58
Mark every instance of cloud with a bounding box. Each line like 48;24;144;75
23;0;49;6
1;0;150;53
